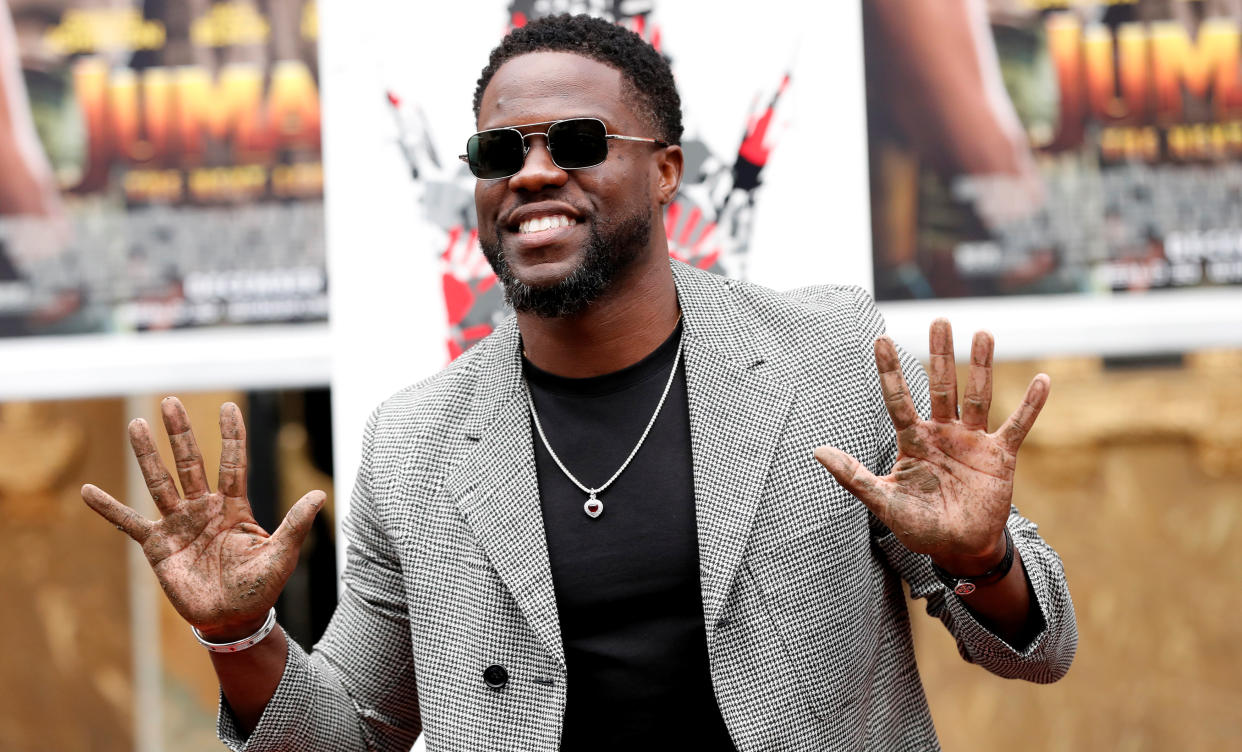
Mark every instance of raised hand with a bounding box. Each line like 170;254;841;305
814;319;1049;574
81;397;324;641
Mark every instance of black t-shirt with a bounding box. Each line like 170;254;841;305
523;321;735;751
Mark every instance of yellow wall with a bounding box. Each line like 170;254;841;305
918;353;1242;750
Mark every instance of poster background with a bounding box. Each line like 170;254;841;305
863;0;1242;361
0;0;326;337
0;0;332;402
0;0;332;405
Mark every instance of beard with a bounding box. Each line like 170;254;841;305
479;210;652;318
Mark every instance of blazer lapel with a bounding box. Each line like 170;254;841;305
442;262;800;666
673;263;796;630
446;319;565;669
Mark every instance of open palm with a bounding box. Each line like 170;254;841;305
82;397;323;639
815;319;1048;570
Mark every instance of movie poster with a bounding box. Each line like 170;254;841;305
0;0;323;338
864;0;1242;302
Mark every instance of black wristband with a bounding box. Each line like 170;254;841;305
931;527;1014;596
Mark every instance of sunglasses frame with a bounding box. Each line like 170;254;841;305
459;117;669;180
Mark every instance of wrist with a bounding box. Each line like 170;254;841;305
195;614;271;644
931;530;1008;577
193;608;278;653
931;527;1015;596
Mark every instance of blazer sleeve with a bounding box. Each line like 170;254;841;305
217;408;422;751
849;287;1078;683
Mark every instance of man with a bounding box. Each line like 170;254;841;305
81;14;1076;751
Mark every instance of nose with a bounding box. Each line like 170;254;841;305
507;135;568;192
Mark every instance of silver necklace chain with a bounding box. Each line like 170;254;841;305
525;327;683;518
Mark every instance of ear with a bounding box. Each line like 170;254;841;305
653;145;684;205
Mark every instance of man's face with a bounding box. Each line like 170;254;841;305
473;52;664;318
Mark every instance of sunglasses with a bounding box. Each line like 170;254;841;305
459;117;668;180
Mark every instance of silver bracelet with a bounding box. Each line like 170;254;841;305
191;608;278;653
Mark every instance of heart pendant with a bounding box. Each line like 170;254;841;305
583;494;603;519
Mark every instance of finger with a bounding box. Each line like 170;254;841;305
218;402;248;500
928;318;958;423
161;396;210;500
81;483;153;542
875;337;919;431
960;331;994;430
129;418;180;515
270;490;326;563
813;446;889;518
996;373;1050;454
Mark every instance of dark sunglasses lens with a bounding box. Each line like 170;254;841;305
548;119;608;169
468;129;524;179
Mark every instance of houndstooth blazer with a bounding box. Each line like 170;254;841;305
219;261;1076;751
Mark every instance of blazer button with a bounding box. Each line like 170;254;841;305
483;664;509;689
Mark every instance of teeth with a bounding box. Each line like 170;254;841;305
518;214;576;234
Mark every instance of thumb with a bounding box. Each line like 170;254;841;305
270;490;326;558
813;446;886;511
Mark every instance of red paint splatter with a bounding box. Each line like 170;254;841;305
461;323;493;341
692;222;717;255
739;107;776;166
678;206;701;247
442;273;474;326
663;201;681;241
442;226;462;261
739;73;790;167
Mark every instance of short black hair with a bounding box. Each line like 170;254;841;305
473;14;684;145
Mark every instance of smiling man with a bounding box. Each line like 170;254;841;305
82;14;1076;752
